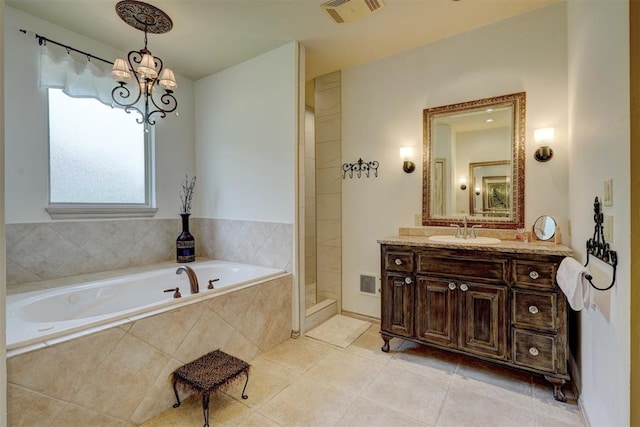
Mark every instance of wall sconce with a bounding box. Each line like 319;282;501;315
475;187;481;196
399;147;415;173
459;177;468;190
534;127;554;162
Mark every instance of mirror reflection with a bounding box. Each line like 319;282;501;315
423;92;525;229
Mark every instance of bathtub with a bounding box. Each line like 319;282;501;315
6;260;286;355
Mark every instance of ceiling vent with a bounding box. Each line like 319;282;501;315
321;0;385;24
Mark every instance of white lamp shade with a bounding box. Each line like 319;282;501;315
399;147;413;161
158;68;178;90
111;58;132;81
137;53;158;79
534;127;555;145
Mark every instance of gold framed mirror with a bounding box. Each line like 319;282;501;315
422;92;525;229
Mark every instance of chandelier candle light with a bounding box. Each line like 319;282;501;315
111;0;177;127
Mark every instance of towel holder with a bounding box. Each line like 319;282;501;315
584;197;617;291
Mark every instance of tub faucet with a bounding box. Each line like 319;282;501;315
176;266;199;294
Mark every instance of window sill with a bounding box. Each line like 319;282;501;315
46;205;159;219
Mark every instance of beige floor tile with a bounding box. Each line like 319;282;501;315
344;328;398;363
224;356;302;408
437;384;536;427
261;337;334;373
390;341;461;375
336;396;425;427
237;412;282;427
258;376;357;426
455;355;533;395
360;364;451;425
536;412;586;427
533;398;585;426
304;348;385;395
448;374;533;411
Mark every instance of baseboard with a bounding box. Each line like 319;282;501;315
340;310;380;325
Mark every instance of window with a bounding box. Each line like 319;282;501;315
46;88;156;218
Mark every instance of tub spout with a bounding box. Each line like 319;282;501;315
176;266;199;294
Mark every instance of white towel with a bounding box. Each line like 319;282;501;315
556;257;594;311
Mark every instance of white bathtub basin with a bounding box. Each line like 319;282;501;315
428;235;502;245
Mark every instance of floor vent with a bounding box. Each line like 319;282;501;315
321;0;385;24
360;274;377;295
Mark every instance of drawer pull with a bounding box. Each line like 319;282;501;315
529;305;539;314
459;283;469;292
395;258;403;266
405;277;413;285
529;347;539;356
448;282;457;290
529;271;540;280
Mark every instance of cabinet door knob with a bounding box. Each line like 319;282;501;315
459;283;469;292
405;277;413;285
448;282;457;290
529;347;539;356
529;271;540;280
395;258;403;266
529;305;539;314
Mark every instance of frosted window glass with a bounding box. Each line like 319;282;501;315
48;89;147;204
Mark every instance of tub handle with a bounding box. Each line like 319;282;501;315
164;287;181;298
208;278;220;289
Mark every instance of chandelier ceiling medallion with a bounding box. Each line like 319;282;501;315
111;0;177;127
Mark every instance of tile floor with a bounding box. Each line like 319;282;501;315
142;323;586;426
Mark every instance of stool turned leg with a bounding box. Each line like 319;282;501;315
172;380;181;408
241;372;249;399
202;394;210;427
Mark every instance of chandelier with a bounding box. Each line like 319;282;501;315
111;0;177;127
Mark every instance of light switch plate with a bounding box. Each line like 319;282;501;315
604;179;613;206
604;215;613;242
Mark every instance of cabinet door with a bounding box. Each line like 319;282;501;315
381;273;414;337
459;282;507;359
416;278;457;348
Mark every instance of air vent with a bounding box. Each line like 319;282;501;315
321;0;385;24
360;274;377;295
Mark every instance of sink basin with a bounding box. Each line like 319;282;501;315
428;235;501;245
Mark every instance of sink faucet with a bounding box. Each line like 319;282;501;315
176;265;199;294
450;216;481;239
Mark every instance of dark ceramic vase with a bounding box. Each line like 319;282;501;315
176;213;195;263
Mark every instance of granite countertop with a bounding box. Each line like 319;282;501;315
377;235;573;256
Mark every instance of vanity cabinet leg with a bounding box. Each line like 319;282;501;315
381;336;391;352
544;375;567;402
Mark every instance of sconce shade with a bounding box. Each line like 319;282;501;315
459;177;467;190
159;68;178;90
400;147;415;173
137;53;158;79
111;58;132;81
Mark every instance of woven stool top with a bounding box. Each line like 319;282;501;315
172;350;250;395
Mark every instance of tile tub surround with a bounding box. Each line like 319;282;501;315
7;274;292;425
6;218;293;288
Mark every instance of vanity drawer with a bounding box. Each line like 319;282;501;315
512;329;556;373
417;253;508;284
512;290;557;331
513;261;557;290
384;251;414;273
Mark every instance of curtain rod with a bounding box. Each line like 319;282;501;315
19;29;114;65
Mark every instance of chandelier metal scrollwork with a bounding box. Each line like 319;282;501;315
111;0;177;127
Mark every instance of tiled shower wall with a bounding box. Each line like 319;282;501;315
315;71;342;311
6;218;292;289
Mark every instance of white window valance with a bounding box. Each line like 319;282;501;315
39;44;114;107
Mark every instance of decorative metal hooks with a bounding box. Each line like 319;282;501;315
584;197;617;291
342;158;379;179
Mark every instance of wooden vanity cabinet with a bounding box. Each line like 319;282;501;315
380;244;571;402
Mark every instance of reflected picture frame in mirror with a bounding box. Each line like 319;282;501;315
422;92;526;229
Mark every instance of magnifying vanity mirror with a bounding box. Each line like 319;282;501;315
422;92;526;229
533;215;557;241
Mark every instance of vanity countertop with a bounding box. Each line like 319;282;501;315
378;235;573;257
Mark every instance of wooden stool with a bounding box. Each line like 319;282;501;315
171;350;250;427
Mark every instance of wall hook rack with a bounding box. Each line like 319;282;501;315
584;197;617;291
342;158;379;179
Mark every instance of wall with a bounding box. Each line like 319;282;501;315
566;1;630;426
1;0;7;423
194;42;297;224
341;4;569;316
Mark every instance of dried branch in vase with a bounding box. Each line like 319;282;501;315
179;174;197;214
